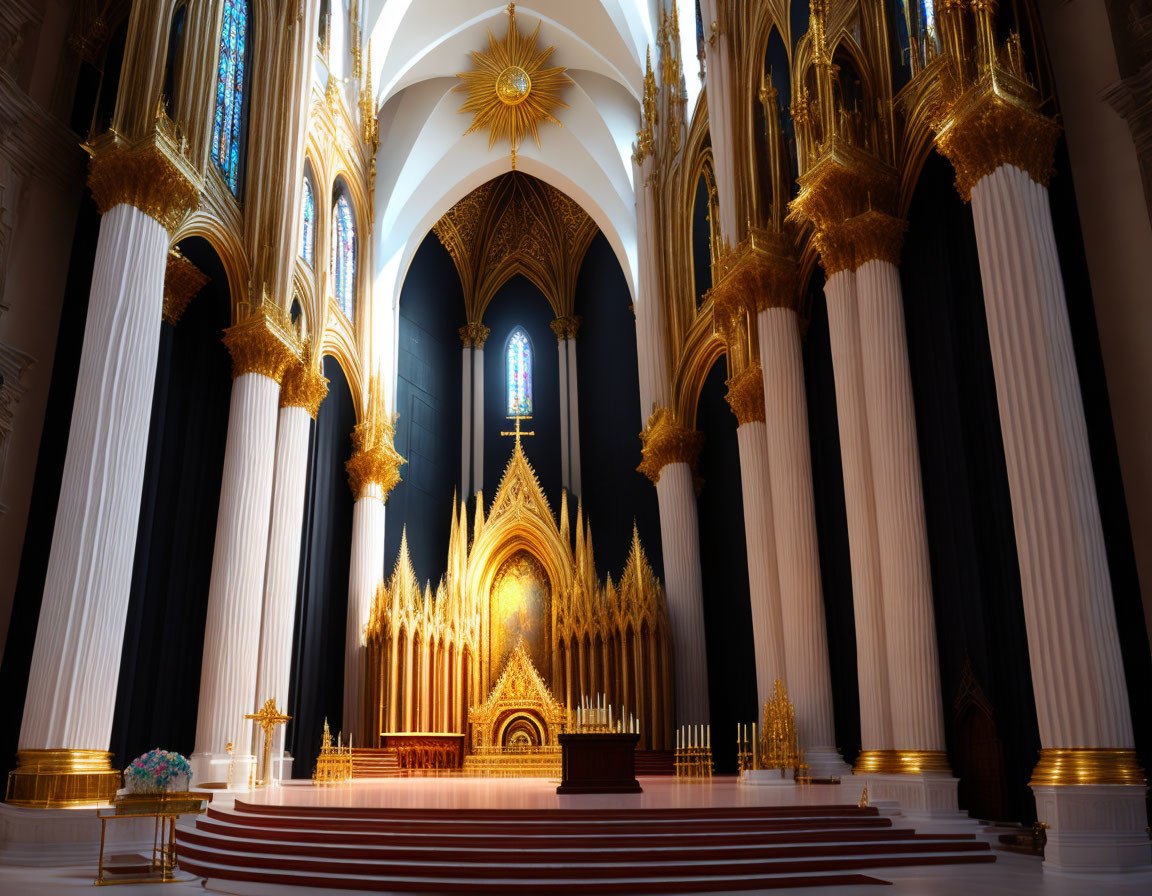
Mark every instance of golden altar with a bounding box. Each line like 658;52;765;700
362;439;673;771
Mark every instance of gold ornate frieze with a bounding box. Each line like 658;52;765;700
280;344;329;418
162;248;209;326
1030;748;1146;787
725;362;766;426
638;406;704;483
85;120;201;237
222;299;299;383
549;315;581;341
459;321;492;348
455;3;572;170
933;73;1060;201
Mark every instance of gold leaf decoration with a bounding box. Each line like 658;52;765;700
454;4;572;169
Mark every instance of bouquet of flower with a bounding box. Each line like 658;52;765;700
123;749;193;794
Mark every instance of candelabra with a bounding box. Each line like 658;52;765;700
571;694;639;735
674;724;712;779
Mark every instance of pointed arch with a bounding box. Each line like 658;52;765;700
332;189;357;321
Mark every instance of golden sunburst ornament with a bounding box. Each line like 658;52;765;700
455;3;571;169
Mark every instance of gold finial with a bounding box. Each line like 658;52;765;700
859;782;869;807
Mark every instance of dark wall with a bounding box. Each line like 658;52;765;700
900;154;1038;823
288;356;355;765
695;360;758;773
386;235;464;585
109;237;232;765
574;233;663;580
803;276;863;765
482;275;561;503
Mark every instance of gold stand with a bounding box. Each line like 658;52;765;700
95;793;207;886
6;749;120;808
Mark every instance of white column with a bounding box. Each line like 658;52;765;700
344;487;385;744
19;204;168;752
253;403;313;719
654;462;709;723
566;337;582;497
472;345;484;492
733;419;787;707
823;269;893;757
971;164;1147;869
461;345;472;497
855;258;946;754
557;337;570;491
194;339;289;784
757;307;844;773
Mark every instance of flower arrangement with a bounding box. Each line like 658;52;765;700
123;749;193;794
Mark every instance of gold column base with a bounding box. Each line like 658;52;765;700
5;749;120;808
1029;748;1146;787
853;750;952;775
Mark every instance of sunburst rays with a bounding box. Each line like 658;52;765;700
455;4;572;168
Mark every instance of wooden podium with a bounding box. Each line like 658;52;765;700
556;733;643;794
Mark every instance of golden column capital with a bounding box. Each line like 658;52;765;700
725;362;766;426
549;314;582;341
280;347;330;419
712;227;801;314
162;247;208;326
346;423;406;501
842;210;907;268
222;300;300;383
637;407;704;484
933;78;1060;202
84;117;201;236
459;321;491;348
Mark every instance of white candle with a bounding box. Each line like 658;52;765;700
707;724;711;749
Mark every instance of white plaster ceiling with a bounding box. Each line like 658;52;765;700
362;1;663;309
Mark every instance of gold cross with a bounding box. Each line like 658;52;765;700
500;415;534;442
245;698;291;786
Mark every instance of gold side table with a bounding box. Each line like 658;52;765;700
95;792;207;886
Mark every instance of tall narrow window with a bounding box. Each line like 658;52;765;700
332;193;356;318
506;328;533;417
211;0;249;195
300;178;315;264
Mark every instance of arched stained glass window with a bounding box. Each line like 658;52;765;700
506;328;533;417
332;193;356;318
211;0;249;195
300;178;315;264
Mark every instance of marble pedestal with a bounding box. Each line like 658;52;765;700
1032;784;1152;873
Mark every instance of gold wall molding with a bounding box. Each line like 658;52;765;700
725;362;766;426
162;247;209;325
222;299;300;383
1030;748;1146;787
459;321;492;348
85;122;201;236
638;406;704;483
549;315;581;341
280;344;330;418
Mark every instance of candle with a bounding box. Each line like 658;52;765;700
707;724;711;749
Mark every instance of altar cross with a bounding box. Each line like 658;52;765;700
500;415;534;443
246;698;291;786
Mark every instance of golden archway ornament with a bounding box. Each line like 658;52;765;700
454;3;572;170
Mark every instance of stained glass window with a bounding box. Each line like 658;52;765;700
211;0;248;195
300;178;315;264
506;328;533;417
332;193;356;318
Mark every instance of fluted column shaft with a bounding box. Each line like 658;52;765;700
855;259;946;751
734;420;787;707
566;338;582;496
758;307;838;751
824;270;892;752
253;404;312;718
195;371;282;759
344;487;385;743
472;347;484;491
19;204;168;751
461;346;472;496
557;338;570;491
655;462;710;723
971;165;1133;749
